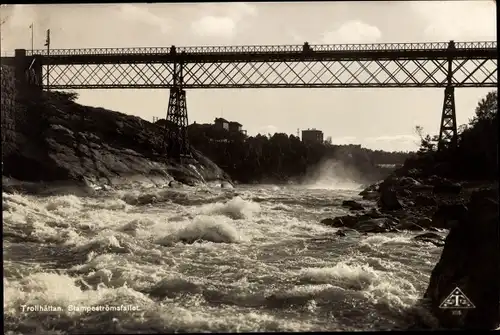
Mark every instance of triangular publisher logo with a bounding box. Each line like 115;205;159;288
439;287;475;309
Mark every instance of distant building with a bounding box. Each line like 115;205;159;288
302;128;324;144
228;121;242;133
213;118;246;135
214;117;229;131
189;121;212;130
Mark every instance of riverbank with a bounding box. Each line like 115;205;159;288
324;169;499;330
1;90;232;195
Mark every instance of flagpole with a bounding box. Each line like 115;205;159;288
45;29;50;91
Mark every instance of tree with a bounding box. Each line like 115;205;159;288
469;91;498;127
415;125;438;154
455;90;498;178
411;90;497;180
52;90;79;102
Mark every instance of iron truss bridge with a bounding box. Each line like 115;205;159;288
1;40;497;157
6;40;497;89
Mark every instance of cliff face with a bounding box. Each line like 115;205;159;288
1;88;231;193
423;187;499;330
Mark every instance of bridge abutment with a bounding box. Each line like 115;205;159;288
14;49;29;95
1;49;42;160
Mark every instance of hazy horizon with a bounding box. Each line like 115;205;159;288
0;2;497;152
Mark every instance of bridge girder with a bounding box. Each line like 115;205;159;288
28;57;497;89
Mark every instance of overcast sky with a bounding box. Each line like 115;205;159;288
0;1;497;152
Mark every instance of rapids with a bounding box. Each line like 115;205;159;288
3;182;442;333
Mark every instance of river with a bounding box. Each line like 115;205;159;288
3;179;443;333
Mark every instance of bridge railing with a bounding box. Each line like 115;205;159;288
21;41;497;57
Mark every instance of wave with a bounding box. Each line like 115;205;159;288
3;184;440;332
156;215;244;245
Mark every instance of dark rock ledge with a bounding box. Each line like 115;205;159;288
2;90;232;195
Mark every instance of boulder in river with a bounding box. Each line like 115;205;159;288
321;210;400;233
423;188;500;330
361;191;379;200
335;228;360;237
378;187;403;211
363;208;400;222
395;220;425;232
414;195;438;207
432;180;462;195
321;215;358;229
359;181;382;195
221;181;234;189
353;217;398;233
399;176;422;188
416;217;433;229
413;232;444;247
168;180;183;188
342;200;365;211
379;176;422;192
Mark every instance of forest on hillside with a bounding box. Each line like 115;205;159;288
405;90;498;181
181;122;410;184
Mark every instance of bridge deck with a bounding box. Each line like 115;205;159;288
0;41;496;89
22;40;497;56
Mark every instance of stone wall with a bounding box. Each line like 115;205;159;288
1;61;41;159
0;64;19;157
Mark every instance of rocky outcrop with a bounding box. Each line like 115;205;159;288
1;89;232;193
320;209;401;233
356;175;476;231
432;180;462;195
378;187;404;211
413;232;445;247
341;200;365;211
431;204;468;229
423;188;499;330
414;195;437;207
356;156;499;330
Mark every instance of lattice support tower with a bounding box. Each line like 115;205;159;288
438;40;458;152
165;49;191;159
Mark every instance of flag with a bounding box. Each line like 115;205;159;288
44;29;50;47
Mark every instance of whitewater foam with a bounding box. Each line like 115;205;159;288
301;159;364;190
199;196;261;220
3;184;441;332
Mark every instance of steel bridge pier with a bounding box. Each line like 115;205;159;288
438;41;458;152
165;49;191;159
